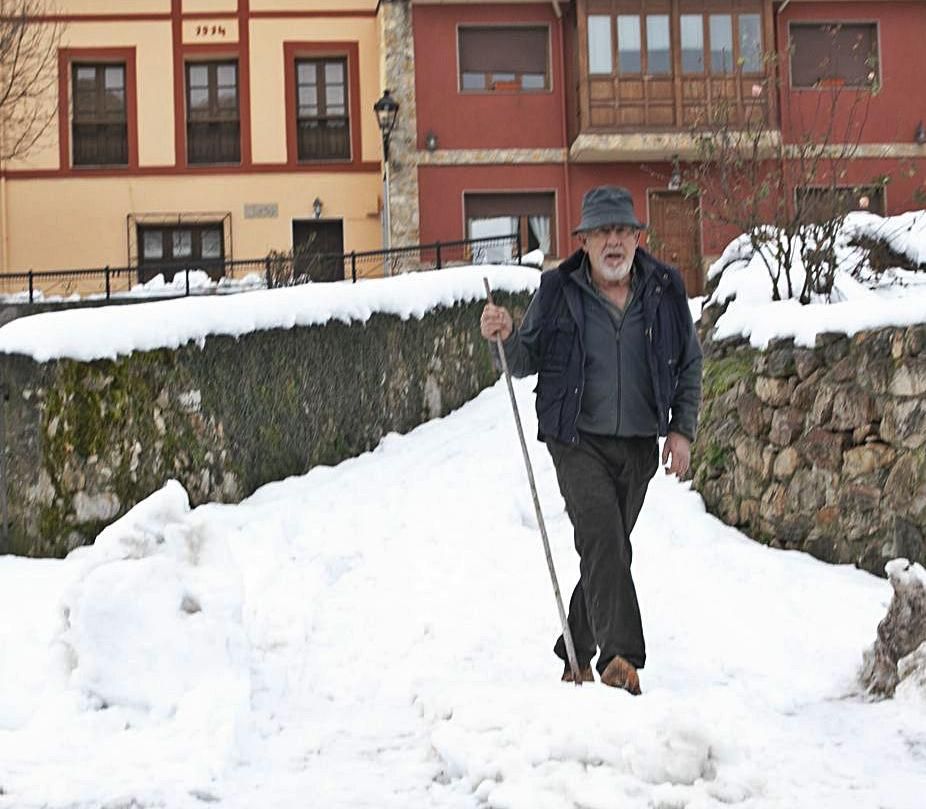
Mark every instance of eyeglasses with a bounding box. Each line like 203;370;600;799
585;225;641;239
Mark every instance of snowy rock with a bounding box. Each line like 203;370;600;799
859;558;926;697
896;641;926;703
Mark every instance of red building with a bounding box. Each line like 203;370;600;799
409;0;926;294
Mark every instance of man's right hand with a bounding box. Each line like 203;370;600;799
480;303;513;341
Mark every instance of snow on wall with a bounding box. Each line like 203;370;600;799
0;265;540;362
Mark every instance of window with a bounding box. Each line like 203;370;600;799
680;15;704;74
709;15;733;73
589;5;764;77
790;23;878;88
465;193;556;261
138;224;225;281
588;15;612;74
295;58;350;160
459;26;549;92
739;14;763;73
72;63;127;166
617;15;641;73
795;185;884;223
186;61;240;164
584;1;767;128
646;15;671;75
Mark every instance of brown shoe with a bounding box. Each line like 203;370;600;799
600;655;641;695
561;662;594;683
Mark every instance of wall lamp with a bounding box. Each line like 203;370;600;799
313;197;323;219
425;130;439;152
916;121;926;146
373;89;400;162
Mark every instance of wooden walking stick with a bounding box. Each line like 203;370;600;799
483;278;583;686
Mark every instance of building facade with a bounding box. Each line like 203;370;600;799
2;0;925;294
411;0;926;294
1;0;386;290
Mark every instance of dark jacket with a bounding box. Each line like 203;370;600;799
500;248;702;445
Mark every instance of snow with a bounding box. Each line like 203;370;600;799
706;212;926;348
0;264;540;362
1;377;923;809
128;269;266;296
0;270;265;306
1;223;925;807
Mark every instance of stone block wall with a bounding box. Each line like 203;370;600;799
0;292;529;557
380;0;421;248
692;325;926;575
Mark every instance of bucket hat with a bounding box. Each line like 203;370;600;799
573;186;646;233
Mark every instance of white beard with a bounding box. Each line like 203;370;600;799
596;259;633;284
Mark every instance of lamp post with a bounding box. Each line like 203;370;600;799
373;89;400;264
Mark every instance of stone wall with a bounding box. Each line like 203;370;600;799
0;292;529;557
692;325;926;576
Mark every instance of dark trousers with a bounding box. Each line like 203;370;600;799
547;433;658;673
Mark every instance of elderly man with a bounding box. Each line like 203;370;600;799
480;186;702;694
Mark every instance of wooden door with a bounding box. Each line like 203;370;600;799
292;220;344;282
647;192;702;296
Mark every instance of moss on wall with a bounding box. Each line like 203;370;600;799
0;291;528;557
702;351;755;399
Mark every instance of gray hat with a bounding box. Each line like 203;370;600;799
573;186;646;234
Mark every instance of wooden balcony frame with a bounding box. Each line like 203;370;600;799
576;0;778;141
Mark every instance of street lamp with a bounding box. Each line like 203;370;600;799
373;89;400;258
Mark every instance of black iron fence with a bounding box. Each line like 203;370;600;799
0;233;524;303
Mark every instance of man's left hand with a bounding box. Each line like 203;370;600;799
662;432;691;478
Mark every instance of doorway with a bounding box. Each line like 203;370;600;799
292;220;345;282
647;192;702;296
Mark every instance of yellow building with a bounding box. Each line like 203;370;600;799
1;0;389;294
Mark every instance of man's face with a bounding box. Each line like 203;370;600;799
580;225;641;284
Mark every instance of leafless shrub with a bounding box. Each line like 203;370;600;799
0;0;63;160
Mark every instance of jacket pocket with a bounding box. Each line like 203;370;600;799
543;316;576;374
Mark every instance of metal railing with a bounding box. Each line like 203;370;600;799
0;233;524;303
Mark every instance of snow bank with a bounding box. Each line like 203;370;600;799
0;263;540;362
707;213;926;348
0;377;922;808
62;482;247;713
57;483;250;777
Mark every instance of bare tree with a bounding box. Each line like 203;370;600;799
684;27;882;303
0;0;62;161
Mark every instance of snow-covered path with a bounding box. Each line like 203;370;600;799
1;377;923;809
